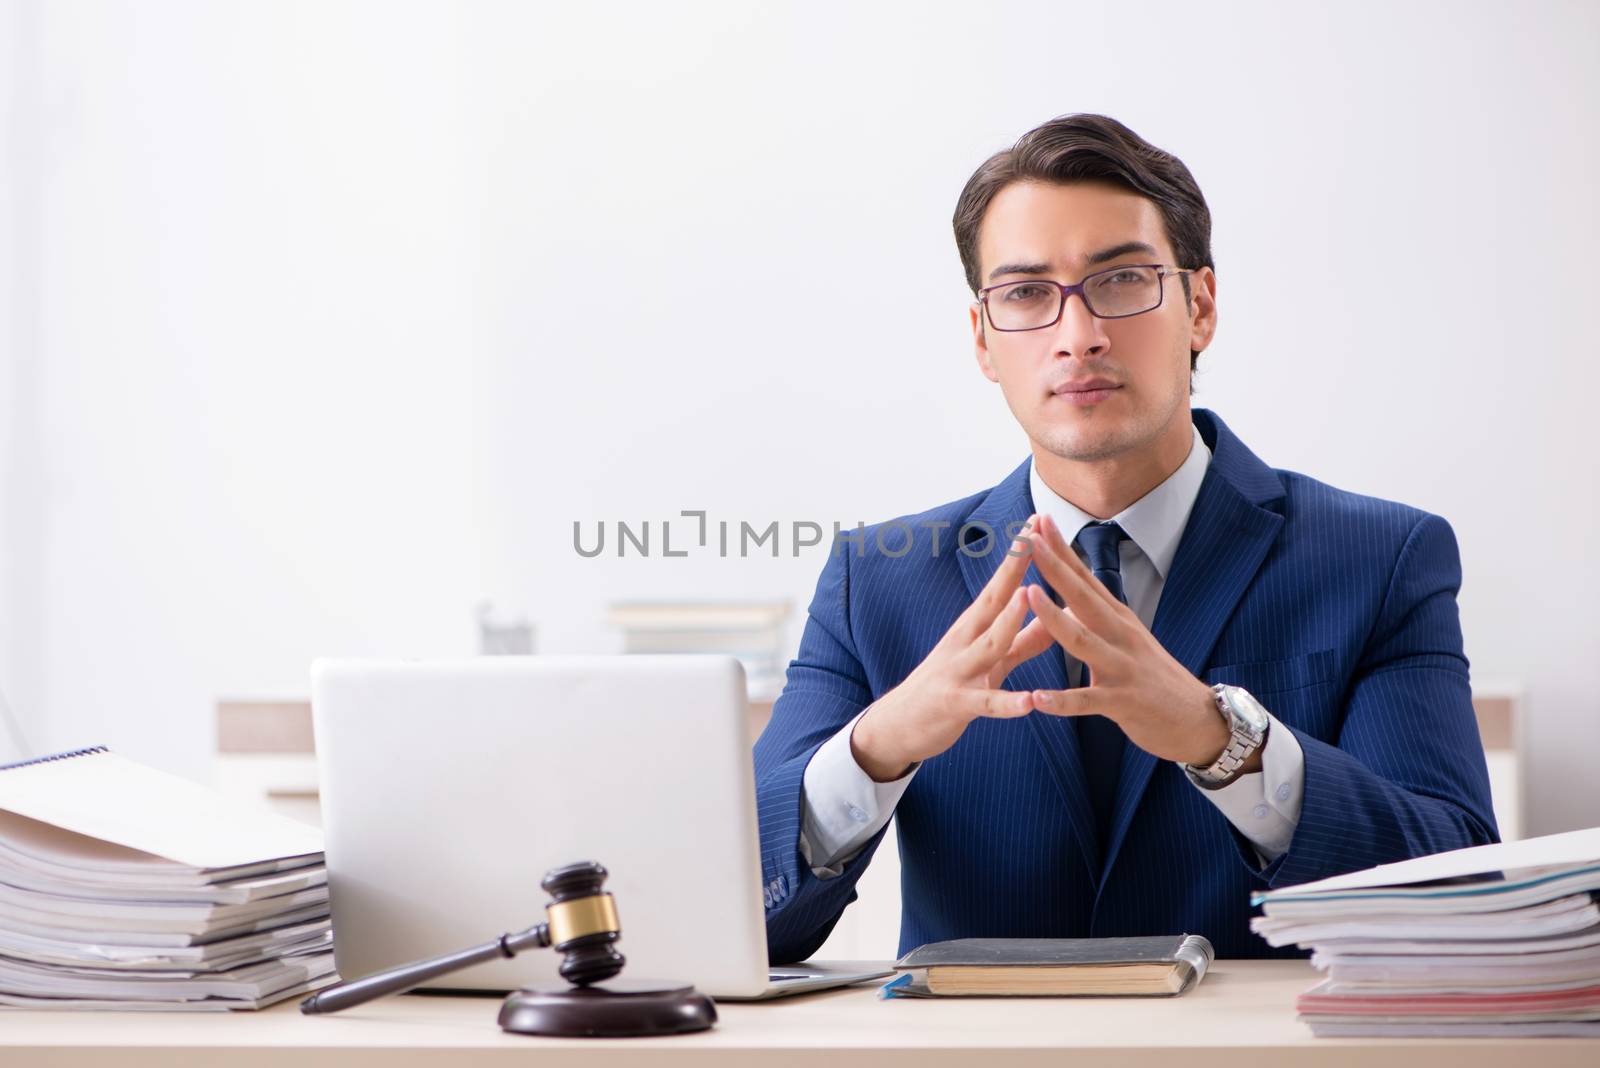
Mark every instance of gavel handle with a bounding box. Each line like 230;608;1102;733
300;924;551;1014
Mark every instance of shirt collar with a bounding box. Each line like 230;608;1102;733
1027;423;1211;580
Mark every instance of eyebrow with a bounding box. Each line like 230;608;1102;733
986;241;1160;282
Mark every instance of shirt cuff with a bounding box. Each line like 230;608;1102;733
798;706;918;878
1182;710;1305;867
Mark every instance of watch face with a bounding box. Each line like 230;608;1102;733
1223;686;1271;735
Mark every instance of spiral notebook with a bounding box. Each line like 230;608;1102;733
0;747;322;879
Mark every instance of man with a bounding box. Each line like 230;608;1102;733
752;114;1498;962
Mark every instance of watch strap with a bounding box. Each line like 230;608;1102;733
1186;685;1267;788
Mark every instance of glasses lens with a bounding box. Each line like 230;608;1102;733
987;281;1061;330
1084;266;1162;317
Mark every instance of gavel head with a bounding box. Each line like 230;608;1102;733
541;860;626;987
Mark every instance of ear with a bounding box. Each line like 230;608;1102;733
971;302;1000;383
1186;267;1218;353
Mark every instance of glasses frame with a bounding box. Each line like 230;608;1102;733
977;264;1195;331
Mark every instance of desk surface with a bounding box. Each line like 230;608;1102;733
2;960;1595;1067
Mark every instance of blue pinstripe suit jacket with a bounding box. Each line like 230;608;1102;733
753;408;1499;962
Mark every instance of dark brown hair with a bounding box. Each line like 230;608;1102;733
953;113;1213;372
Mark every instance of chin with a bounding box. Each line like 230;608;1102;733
1034;412;1154;464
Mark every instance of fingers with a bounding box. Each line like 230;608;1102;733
1025;584;1112;666
1028;687;1100;718
1032;513;1112;605
965;686;1036;719
960;584;1033;672
952;514;1038;639
996;616;1054;679
1029;514;1125;626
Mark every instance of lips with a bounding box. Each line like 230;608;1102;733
1053;378;1119;394
1051;379;1121;406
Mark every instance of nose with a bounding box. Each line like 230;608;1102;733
1050;290;1110;361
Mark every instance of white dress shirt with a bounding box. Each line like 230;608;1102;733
799;424;1306;878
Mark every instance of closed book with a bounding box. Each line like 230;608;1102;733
886;935;1213;998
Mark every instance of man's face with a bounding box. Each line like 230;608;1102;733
970;180;1216;464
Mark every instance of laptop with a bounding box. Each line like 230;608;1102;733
310;655;891;1000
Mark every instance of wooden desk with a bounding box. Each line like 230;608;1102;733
2;961;1594;1067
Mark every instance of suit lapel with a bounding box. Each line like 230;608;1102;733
955;458;1099;874
1094;410;1287;894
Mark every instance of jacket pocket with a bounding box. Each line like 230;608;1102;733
1202;648;1339;694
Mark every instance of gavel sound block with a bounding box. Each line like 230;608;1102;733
301;860;717;1037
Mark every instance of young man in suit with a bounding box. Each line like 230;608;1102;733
753;114;1498;961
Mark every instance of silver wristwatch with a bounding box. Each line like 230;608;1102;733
1183;684;1270;789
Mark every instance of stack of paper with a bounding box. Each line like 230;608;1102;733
1252;828;1600;1037
0;747;337;1010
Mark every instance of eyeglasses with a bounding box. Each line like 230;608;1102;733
978;264;1194;331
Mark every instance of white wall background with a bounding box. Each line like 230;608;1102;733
2;0;1596;835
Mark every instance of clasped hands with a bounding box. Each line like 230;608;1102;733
851;512;1242;783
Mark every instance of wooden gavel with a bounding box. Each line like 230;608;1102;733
300;859;625;1014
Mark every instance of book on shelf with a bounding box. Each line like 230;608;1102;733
0;746;336;1011
608;599;792;700
607;601;791;631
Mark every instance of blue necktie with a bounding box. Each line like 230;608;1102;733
1071;521;1129;860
